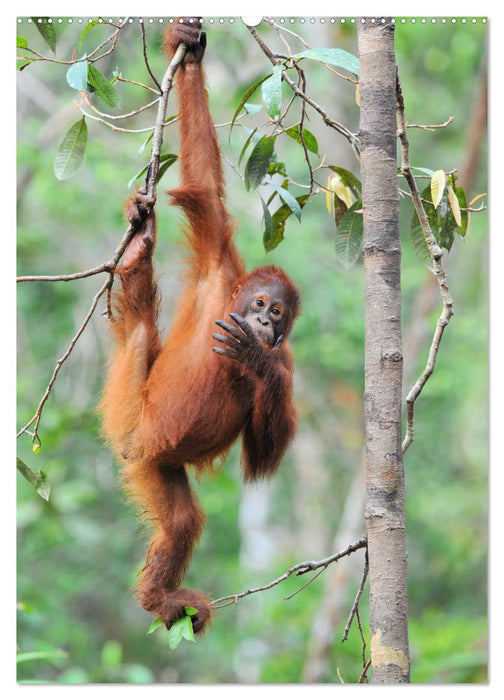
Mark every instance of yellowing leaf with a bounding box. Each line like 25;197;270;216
355;82;360;106
329;173;354;209
447;185;462;226
326;175;334;215
430;170;446;208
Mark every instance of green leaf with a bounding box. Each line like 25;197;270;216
66;60;89;91
87;64;120;107
285;125;319;154
231;73;272;130
238;127;258;167
411;166;435;176
17;36;28;49
271;183;302;220
184;606;199;616
244;135;276;190
264;194;311;252
268;161;287;177
410;185;436;269
293;47;359;75
261;197;274;248
31;17;57;53
79;19;100;48
54;118;88;181
127;153;178;189
261;64;282;120
334;200;363;269
16;458;51;501
147;618;164;635
167;615;196;649
156;154;179;184
243;103;262;116
17;59;34;71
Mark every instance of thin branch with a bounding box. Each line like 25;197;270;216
264;17;358;84
210;538;367;609
115;75;160;94
17;265;112;283
283;563;329;601
406;115;454;130
295;65;316;192
264;16;310;50
396;73;454;454
246;24;360;158
144;42;186;200
83;92;161;121
74;100;159;134
16;278;110;440
358;659;372;684
140;20;162;93
342;547;369;642
18;18;127;66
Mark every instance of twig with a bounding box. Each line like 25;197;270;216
246;24;360;158
18;18;127;66
396;73;454;454
358;659;372;683
342;547;369;642
74;102;161;134
264;16;310;50
264;17;357;84
140;21;162;94
295;65;316;192
83;92;161;121
144;43;186;199
406;116;454;130
211;538;367;609
16;278;110;441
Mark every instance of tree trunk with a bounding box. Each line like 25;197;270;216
357;18;410;683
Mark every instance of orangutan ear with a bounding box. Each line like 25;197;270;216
231;284;242;299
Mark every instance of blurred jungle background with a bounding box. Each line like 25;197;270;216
16;16;487;683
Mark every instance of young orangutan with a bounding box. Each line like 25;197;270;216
101;17;300;634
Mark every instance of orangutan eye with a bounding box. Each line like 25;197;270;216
271;308;281;317
255;299;265;307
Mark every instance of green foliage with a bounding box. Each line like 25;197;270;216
87;64;120;107
334;200;364;269
244;135;276;190
410;178;469;267
66;60;88;91
31;17;56;53
16;16;487;684
293;46;359;75
53;118;88;180
167;610;197;649
231;73;272;130
16;458;51;501
285;125;319;154
264;194;310;252
261;65;283;119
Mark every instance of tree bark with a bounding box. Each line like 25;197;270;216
357;18;410;683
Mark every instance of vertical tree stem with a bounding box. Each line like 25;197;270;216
358;17;410;683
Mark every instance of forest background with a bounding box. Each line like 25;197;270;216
16;15;488;684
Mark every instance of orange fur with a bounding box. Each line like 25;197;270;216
100;19;300;634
